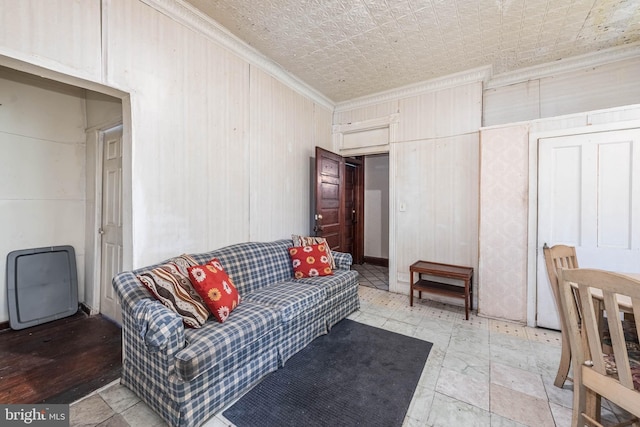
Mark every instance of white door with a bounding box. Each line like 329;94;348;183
99;124;124;324
537;128;640;329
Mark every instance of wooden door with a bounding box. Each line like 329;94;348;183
537;128;640;329
100;124;124;324
314;147;364;260
315;147;345;251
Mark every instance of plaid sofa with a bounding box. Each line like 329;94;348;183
112;239;360;427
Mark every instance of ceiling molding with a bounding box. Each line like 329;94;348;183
139;0;640;113
486;42;640;89
334;66;492;113
140;0;335;110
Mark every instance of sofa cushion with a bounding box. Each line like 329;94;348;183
193;240;294;296
243;282;326;322
177;301;280;381
137;263;209;328
295;269;359;300
292;234;336;269
288;244;333;279
188;259;241;323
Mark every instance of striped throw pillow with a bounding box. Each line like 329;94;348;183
137;259;209;328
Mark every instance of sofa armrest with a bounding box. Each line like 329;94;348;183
113;270;185;354
132;298;185;353
331;251;353;270
112;271;152;313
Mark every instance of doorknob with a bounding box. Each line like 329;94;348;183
98;228;105;235
315;214;323;220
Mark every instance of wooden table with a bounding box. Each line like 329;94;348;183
410;261;474;320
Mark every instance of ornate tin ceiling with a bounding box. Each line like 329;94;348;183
183;0;640;102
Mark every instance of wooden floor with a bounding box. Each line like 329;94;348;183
0;311;122;404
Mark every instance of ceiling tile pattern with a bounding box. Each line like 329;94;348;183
184;0;640;102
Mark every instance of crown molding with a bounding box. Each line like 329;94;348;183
334;66;492;113
486;42;640;89
140;0;335;110
137;1;640;113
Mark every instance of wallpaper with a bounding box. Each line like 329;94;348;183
478;124;530;323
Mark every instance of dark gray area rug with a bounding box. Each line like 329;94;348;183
223;318;433;427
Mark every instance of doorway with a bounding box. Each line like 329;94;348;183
0;60;130;326
314;147;364;260
354;153;390;291
314;147;390;291
362;153;389;267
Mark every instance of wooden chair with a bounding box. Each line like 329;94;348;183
558;268;640;427
543;243;579;388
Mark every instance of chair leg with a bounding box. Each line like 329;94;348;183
572;367;587;427
583;389;600;427
554;330;572;388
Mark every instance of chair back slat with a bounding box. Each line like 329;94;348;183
558;267;640;422
603;290;634;389
575;282;606;374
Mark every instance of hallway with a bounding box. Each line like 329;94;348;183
352;263;389;291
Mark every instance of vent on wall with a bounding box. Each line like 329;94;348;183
6;245;78;330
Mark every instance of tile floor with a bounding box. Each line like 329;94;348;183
70;266;634;427
352;263;389;291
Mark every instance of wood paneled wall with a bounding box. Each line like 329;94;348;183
1;0;638;321
484;57;640;126
0;0;102;80
334;82;482;303
105;0;252;265
0;0;334;271
249;68;333;241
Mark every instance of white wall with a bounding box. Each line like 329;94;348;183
0;68;88;322
0;0;334;276
249;68;334;241
1;0;638;322
484;56;640;126
336;81;483;305
479;105;640;324
364;155;389;259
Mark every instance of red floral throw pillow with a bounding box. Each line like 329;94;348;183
288;244;334;279
187;258;241;323
291;234;336;269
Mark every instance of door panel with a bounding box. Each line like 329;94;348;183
314;147;364;260
315;147;345;251
537;128;640;329
100;125;124;324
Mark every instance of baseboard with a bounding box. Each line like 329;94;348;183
363;256;389;268
0;305;92;331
